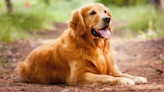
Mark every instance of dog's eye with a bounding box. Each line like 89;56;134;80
90;11;96;15
104;10;106;13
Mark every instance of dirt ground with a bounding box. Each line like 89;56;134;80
0;22;164;92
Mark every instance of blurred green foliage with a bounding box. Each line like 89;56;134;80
0;0;52;42
0;0;93;42
109;5;164;38
0;0;163;42
125;6;164;38
99;0;148;6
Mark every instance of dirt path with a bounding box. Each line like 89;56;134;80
0;22;164;92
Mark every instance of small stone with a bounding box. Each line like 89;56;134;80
19;88;28;91
12;58;17;62
61;89;69;92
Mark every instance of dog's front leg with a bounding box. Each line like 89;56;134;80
80;72;135;86
117;73;147;84
111;67;147;84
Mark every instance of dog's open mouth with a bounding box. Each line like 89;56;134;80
91;26;111;38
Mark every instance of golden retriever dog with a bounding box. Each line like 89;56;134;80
17;3;147;86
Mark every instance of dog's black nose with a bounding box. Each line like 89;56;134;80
103;16;110;23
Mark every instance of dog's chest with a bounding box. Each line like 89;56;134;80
92;48;114;75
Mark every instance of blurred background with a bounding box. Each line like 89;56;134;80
0;0;164;42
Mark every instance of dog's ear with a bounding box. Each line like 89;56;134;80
106;10;113;33
69;9;87;35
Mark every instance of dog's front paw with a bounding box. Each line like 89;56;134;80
116;78;135;86
133;77;147;84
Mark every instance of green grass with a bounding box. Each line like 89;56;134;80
0;0;93;42
108;5;164;38
0;0;163;42
0;0;53;42
161;60;164;63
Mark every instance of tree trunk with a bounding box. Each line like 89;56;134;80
160;0;164;13
5;0;12;13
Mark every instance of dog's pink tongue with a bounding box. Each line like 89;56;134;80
99;30;111;38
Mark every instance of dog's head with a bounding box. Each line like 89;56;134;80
69;3;112;39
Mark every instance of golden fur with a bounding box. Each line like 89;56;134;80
17;3;147;86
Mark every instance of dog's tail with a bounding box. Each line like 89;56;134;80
17;61;34;83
